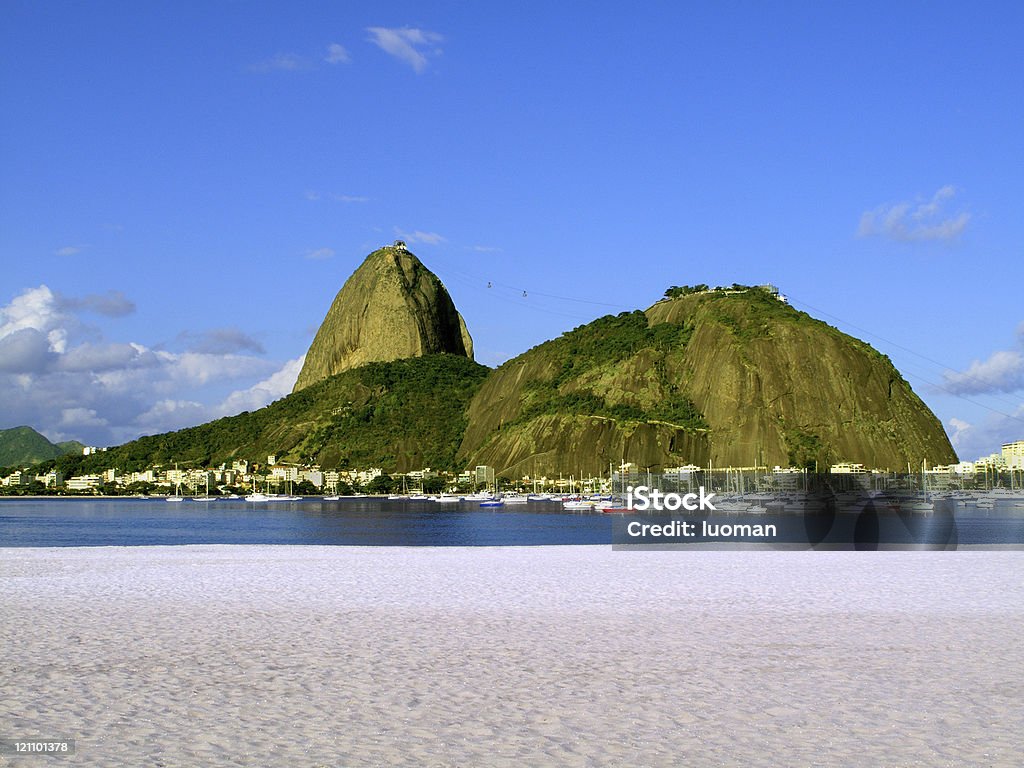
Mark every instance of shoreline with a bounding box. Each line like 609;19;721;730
3;546;1022;766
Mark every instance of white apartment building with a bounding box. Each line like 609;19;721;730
35;470;63;488
300;470;324;488
830;462;868;474
2;470;30;487
354;468;382;486
271;466;299;482
66;475;102;491
1002;441;1024;469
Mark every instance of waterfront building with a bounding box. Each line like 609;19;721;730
300;469;324;488
3;470;30;487
974;453;1006;471
355;468;383;486
1002;441;1024;469
271;466;299;482
66;475;102;491
830;462;868;474
35;470;63;488
474;465;495;488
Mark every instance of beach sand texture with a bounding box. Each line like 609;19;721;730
2;546;1022;767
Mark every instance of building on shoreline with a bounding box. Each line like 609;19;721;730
10;436;1024;496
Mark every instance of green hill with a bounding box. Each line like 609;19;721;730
59;354;489;477
0;426;84;468
457;287;956;475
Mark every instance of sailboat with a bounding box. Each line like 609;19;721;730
165;464;185;502
193;474;217;502
245;475;271;502
272;476;302;501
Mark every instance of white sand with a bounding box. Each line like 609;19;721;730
1;546;1022;767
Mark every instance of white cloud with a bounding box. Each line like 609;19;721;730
395;227;446;245
947;407;1024;462
57;342;158;373
60;407;108;429
366;26;443;73
0;285;291;447
217;356;305;416
305;247;336;261
0;328;56;373
325;43;351;64
0;284;71;353
943;325;1024;395
59;289;136;318
135;399;209;435
858;185;971;242
54;246;82;257
169;352;273;388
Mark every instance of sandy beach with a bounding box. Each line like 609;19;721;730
1;546;1021;767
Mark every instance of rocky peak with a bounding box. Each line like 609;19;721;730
293;244;474;393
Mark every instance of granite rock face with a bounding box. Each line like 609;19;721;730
293;244;473;393
458;289;956;475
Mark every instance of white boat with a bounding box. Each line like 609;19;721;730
192;475;216;501
322;495;342;501
563;500;595;510
245;492;271;502
432;494;463;504
501;493;528;505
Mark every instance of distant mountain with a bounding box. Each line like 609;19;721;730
293;243;474;393
0;426;84;468
457;287;957;475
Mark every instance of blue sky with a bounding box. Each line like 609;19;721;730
1;1;1022;461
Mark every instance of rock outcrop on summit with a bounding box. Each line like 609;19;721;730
293;243;474;393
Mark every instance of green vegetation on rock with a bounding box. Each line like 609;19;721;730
49;355;489;476
459;289;956;475
509;311;706;430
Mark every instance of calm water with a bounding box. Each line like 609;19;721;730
0;497;614;547
0;497;1021;547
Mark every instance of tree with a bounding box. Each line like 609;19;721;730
422;476;445;494
367;474;395;495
